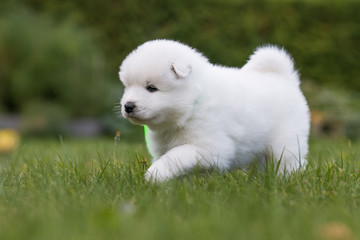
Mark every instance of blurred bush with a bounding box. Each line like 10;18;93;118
20;101;68;137
304;82;360;140
7;0;358;91
22;0;357;90
0;5;114;116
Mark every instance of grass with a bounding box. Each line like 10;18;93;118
0;137;359;240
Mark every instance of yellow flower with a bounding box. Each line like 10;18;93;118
0;129;20;154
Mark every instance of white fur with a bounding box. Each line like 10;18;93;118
119;39;310;182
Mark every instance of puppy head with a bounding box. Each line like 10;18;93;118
119;40;207;129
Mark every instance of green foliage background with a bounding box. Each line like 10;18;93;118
0;7;111;116
0;0;359;136
17;0;359;88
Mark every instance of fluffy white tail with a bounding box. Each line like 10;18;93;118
243;46;299;85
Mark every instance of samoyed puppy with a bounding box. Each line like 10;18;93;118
119;39;310;182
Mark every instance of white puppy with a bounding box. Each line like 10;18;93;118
119;39;310;182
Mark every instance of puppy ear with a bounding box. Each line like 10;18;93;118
171;61;192;79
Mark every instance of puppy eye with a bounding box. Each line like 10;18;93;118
146;85;158;93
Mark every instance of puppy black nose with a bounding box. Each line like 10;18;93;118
124;102;136;113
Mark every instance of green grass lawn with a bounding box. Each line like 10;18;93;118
0;137;359;240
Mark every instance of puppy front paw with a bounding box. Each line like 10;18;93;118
145;160;174;183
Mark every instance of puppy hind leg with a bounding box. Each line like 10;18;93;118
266;138;307;175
